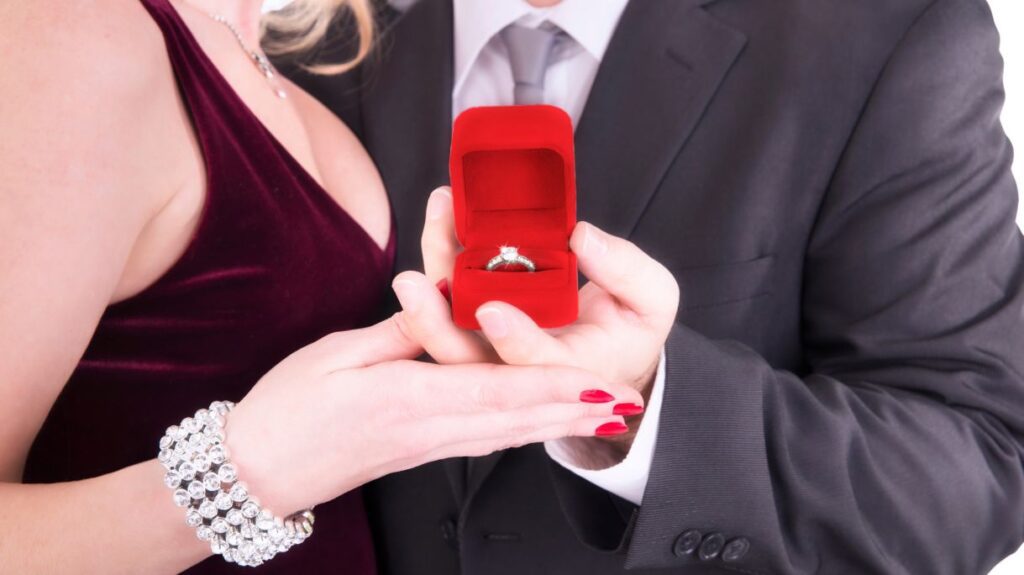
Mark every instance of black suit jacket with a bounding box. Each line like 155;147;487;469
285;0;1024;572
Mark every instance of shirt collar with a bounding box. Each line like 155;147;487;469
452;0;630;97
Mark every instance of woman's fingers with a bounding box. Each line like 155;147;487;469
421;186;461;284
419;412;629;462
570;222;680;326
391;271;494;363
311;316;424;373
474;301;576;367
381;361;645;416
358;360;643;471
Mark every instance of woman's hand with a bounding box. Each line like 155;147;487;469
395;186;680;403
223;316;642;516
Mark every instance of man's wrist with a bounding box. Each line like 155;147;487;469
543;349;668;504
591;354;661;454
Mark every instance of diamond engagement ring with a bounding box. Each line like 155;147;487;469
485;246;536;272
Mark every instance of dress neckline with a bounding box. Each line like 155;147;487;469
157;0;394;258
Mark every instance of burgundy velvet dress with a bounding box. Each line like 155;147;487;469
22;0;392;572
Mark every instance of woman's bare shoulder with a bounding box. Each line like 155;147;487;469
0;0;189;211
2;1;171;97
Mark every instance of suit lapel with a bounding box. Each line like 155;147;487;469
463;451;504;511
365;0;515;511
362;0;454;274
575;0;748;238
361;0;469;503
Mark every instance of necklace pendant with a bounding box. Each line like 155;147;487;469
206;11;286;101
251;52;276;80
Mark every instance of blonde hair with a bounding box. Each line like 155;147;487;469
261;0;374;75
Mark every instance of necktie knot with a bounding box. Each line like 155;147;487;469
500;23;565;105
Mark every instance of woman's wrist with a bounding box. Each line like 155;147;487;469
160;401;315;567
221;407;304;516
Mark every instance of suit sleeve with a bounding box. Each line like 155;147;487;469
549;0;1024;572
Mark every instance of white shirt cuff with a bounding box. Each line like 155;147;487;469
544;349;667;505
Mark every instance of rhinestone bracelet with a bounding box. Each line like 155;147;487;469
159;400;315;567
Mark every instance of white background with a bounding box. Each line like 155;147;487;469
986;3;1022;573
264;0;1024;571
993;0;1024;227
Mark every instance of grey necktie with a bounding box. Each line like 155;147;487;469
500;23;565;105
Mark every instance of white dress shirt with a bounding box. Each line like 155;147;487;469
452;0;665;506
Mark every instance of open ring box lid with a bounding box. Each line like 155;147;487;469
449;105;579;329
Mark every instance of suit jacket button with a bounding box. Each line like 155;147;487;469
698;532;726;561
722;537;751;562
673;529;703;557
439;517;458;550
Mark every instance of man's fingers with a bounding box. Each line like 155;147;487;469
570;222;680;322
475;301;575;367
421;186;461;284
392;271;494;364
313;316;424;373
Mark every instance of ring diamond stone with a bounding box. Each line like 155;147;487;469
485;246;536;272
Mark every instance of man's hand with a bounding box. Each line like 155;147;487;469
392;187;680;454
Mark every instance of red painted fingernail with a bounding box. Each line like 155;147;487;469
579;389;615;403
613;403;645;416
435;278;450;301
595;422;629;437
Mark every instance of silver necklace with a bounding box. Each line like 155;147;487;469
206;12;288;99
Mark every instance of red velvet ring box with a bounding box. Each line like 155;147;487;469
449;105;579;330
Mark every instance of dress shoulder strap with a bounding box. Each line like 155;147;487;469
137;0;260;138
